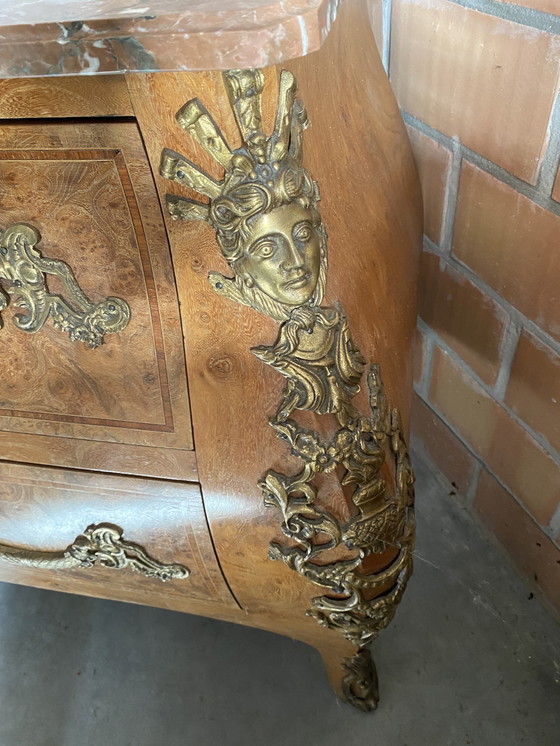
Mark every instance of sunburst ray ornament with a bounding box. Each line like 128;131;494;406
160;69;325;323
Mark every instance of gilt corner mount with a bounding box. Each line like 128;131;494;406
160;67;415;711
0;222;130;348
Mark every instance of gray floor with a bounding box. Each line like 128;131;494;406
0;450;559;746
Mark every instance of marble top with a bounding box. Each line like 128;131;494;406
0;0;341;78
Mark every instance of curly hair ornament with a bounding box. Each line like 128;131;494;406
159;69;327;322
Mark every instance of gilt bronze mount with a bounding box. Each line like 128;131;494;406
161;68;415;711
0;223;130;348
0;523;190;582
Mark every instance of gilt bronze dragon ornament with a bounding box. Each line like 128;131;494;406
160;68;415;711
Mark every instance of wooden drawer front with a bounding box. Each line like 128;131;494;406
0;462;236;609
0;121;195;480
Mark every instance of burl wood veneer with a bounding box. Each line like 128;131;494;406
0;120;195;481
0;0;422;711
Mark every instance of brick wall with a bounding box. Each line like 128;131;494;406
372;0;560;616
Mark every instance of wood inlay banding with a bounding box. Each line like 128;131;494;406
0;121;193;477
0;148;174;432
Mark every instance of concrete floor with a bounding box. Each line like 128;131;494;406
0;449;558;746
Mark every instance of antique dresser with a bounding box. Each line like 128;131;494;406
0;0;422;711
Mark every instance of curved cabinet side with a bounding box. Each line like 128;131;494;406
127;0;421;707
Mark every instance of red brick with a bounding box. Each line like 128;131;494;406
453;162;560;342
390;0;560;183
418;250;508;384
411;393;476;496
413;325;428;386
429;346;560;525
506;331;560;455
475;468;560;618
406;126;450;244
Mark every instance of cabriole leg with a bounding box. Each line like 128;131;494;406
315;636;379;712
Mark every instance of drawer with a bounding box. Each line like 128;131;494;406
0;120;194;480
0;462;237;610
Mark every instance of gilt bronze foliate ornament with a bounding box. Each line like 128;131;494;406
161;68;415;712
0;523;190;581
0;223;130;348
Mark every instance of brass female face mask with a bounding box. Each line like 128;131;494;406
160;68;327;322
236;203;322;307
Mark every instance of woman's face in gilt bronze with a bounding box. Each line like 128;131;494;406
237;203;321;307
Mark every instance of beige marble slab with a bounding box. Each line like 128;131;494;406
0;0;341;78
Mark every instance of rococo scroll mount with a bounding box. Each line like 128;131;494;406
161;68;415;711
0;223;130;348
0;523;190;582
